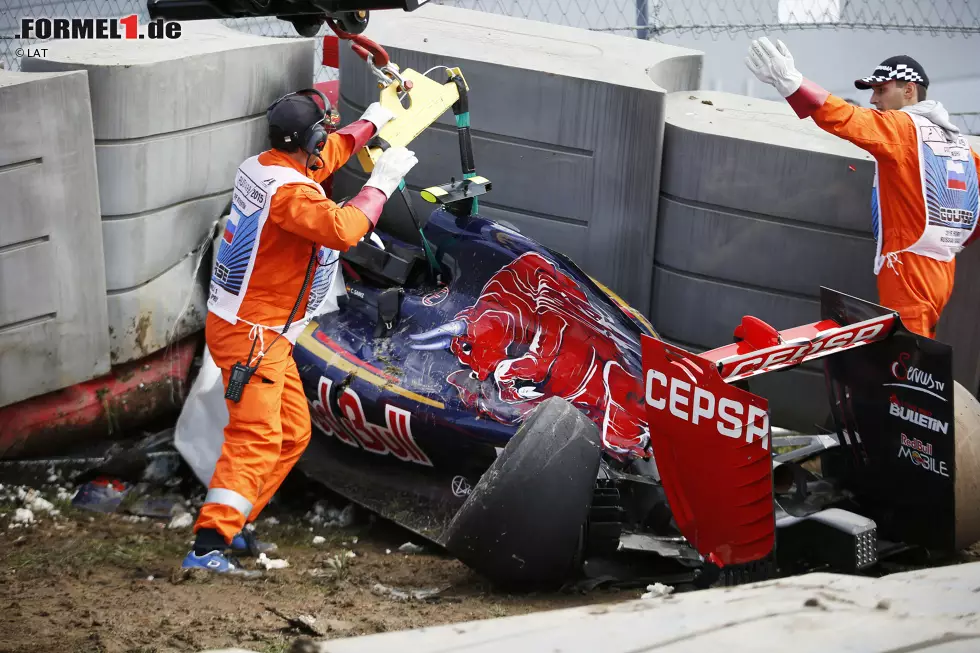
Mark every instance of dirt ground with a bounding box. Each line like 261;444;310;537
5;464;980;653
0;478;633;653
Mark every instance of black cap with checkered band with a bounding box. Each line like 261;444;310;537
854;55;930;90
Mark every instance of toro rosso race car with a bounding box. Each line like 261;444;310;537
293;196;980;588
201;30;980;587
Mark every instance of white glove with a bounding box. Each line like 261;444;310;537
745;37;803;98
359;102;395;133
363;147;418;199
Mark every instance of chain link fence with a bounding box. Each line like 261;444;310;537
437;0;980;37
1;0;978;132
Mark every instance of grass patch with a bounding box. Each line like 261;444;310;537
258;521;355;550
259;639;292;653
6;527;186;576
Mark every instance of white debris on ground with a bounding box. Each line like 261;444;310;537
372;583;441;601
26;493;59;516
641;583;675;599
398;542;424;554
312;535;326;545
257;553;289;570
297;614;318;630
263;516;280;526
168;512;193;529
0;486;68;528
12;508;35;525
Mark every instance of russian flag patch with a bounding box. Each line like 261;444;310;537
947;160;968;191
222;218;237;244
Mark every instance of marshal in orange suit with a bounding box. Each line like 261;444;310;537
747;40;980;339
182;89;418;574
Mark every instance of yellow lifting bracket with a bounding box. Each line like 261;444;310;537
356;66;468;173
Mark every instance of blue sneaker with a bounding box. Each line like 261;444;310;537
181;550;261;577
230;529;277;557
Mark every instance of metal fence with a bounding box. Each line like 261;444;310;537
1;0;978;133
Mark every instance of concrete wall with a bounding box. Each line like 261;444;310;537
653;90;878;429
333;4;703;316
0;70;110;408
21;21;315;364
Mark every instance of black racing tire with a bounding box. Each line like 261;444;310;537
954;381;980;550
442;396;603;589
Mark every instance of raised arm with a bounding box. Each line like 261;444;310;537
745;37;913;159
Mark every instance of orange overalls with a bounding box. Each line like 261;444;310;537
791;93;980;338
196;120;386;543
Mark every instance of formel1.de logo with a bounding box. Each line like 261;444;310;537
16;16;181;41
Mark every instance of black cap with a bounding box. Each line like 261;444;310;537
854;55;929;90
267;94;325;151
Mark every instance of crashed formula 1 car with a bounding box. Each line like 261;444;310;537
190;28;980;587
294;182;980;587
295;194;980;588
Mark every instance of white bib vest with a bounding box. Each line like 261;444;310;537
871;113;980;275
208;155;341;343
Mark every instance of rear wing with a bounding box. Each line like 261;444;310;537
641;288;904;568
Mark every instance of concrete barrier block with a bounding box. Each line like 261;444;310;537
334;4;702;316
655;195;878;299
94;117;267;217
19;21;315;140
0;69;110;408
661;91;876;231
102;192;229;291
651;266;819;350
653;91;883;428
21;22;315;361
107;247;209;366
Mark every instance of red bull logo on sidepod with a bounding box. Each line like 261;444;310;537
410;252;650;459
